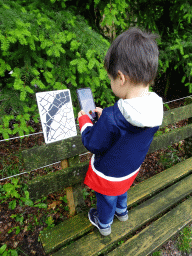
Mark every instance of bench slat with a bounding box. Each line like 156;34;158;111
148;123;192;154
40;213;92;254
25;123;192;199
22;135;88;171
22;104;192;172
28;161;89;200
28;153;192;203
161;102;192;127
108;196;192;256
127;156;192;207
42;172;192;255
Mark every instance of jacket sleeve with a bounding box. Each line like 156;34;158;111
78;108;120;155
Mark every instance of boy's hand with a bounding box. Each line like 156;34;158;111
78;110;86;119
94;107;103;119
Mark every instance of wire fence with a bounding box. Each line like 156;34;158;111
1;94;192;181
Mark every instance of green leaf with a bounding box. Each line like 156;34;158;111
34;203;47;209
10;250;18;256
46;61;54;68
88;58;96;70
180;45;184;55
183;54;189;59
70;59;78;66
25;86;34;94
86;49;96;59
70;40;81;51
9;200;17;210
15;226;21;235
0;244;7;254
24;190;29;199
20;91;26;101
3;4;10;9
99;69;107;80
24;199;34;207
181;76;186;83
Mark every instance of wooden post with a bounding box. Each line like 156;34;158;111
61;159;76;217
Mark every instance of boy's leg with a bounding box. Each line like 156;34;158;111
95;192;117;226
116;191;128;213
115;191;128;221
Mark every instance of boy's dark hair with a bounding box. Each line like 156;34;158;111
104;27;160;86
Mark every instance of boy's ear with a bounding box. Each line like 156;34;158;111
118;70;126;85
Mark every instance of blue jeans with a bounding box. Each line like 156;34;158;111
95;191;128;228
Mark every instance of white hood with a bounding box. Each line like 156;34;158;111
117;92;164;127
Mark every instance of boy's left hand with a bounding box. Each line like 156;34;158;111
78;110;86;119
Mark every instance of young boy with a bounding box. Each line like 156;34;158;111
77;27;163;236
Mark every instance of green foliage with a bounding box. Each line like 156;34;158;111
177;225;192;253
1;0;192;139
164;103;170;110
82;187;90;200
0;0;113;139
45;215;55;228
158;145;186;169
0;178;47;210
0;244;18;256
152;252;161;256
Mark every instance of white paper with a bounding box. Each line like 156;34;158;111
36;89;77;144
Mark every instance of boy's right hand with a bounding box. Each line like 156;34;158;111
94;107;103;119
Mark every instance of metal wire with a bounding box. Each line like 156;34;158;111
0;161;62;181
0;132;43;143
1;95;192;143
1;94;192;181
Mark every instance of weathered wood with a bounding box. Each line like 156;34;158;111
25;122;192;200
40;213;92;254
72;183;86;213
61;159;69;169
61;159;75;216
27;149;192;203
148;123;192;154
127;156;192;208
184;100;192;158
108;197;192;256
161;102;192;127
23;123;192;173
47;174;192;255
28;161;89;200
65;186;75;217
22;135;88;171
22;104;192;172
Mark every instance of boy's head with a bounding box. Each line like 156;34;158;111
104;27;160;86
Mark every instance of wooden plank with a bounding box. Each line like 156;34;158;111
40;158;192;254
40;213;92;254
161;102;192;128
25;123;192;200
127;156;192;208
107;196;192;256
50;174;192;255
22;104;192;172
148;123;192;154
27;155;192;202
22;135;88;171
27;161;89;200
22;108;192;171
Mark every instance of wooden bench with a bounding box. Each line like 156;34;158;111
22;102;192;255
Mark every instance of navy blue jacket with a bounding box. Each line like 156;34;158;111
78;92;163;196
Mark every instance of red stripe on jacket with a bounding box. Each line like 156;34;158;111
84;158;140;196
